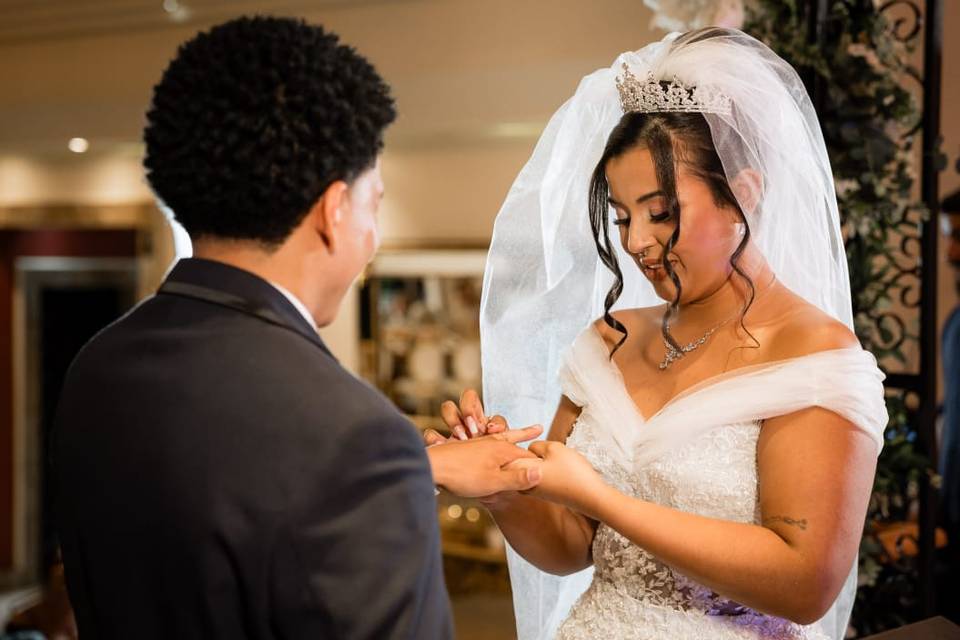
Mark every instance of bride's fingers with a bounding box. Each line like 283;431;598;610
422;428;447;447
529;440;555;457
440;400;466;434
464;415;482;437
459;389;487;435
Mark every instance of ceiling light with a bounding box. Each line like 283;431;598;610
163;0;190;21
68;138;89;153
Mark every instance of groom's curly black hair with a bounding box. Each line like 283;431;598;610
144;16;396;246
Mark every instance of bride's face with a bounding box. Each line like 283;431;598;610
605;146;743;304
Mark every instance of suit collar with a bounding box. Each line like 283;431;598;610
159;257;335;360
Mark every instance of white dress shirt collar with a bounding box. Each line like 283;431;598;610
267;281;318;333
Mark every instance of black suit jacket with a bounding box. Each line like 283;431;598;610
53;258;453;640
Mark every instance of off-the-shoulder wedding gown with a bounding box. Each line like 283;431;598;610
553;326;888;640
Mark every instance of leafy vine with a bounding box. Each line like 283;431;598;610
746;1;933;634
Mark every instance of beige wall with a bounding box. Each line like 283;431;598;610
0;151;151;205
379;141;537;243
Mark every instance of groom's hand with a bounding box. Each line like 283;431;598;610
439;389;508;440
425;425;544;498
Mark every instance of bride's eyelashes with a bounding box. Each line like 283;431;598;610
611;210;672;227
649;210;671;223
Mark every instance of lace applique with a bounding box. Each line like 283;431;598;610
561;418;828;639
556;580;827;640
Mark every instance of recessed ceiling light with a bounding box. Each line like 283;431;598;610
68;138;89;153
163;0;189;21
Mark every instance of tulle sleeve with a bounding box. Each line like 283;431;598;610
634;347;889;465
556;324;617;409
556;341;588;408
807;348;888;453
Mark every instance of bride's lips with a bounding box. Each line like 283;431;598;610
639;257;675;281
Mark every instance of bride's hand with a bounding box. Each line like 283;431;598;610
506;441;609;519
439;389;508;441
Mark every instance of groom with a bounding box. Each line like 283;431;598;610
53;16;541;640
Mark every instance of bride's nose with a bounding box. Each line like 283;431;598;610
627;227;657;258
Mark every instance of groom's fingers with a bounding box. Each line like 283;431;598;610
499;460;542;491
497;424;543;445
511;467;542;491
485;415;508;434
492;440;539;466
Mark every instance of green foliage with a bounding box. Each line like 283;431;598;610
746;1;931;635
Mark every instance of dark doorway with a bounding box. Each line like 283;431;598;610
0;230;137;589
37;280;135;573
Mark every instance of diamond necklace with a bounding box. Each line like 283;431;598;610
658;318;731;371
658;274;778;371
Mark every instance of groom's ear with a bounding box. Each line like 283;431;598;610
308;179;350;252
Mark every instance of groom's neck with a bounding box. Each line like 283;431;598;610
191;234;334;326
192;235;289;282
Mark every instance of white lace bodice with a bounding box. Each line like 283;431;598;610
547;325;888;640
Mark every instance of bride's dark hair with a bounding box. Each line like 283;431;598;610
588;109;756;356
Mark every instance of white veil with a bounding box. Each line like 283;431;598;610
480;29;854;640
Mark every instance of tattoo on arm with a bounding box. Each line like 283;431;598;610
763;516;808;531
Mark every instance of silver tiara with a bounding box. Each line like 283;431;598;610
615;63;732;117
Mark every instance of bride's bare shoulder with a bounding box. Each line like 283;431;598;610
591;306;667;350
765;291;859;360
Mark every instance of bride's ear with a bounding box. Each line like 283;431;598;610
730;168;763;217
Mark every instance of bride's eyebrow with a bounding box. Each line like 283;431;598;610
607;190;665;207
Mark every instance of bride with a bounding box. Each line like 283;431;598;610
431;27;888;640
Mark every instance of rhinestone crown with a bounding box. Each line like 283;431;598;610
615;63;732;117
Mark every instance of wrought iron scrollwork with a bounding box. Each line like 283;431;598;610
879;0;924;42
